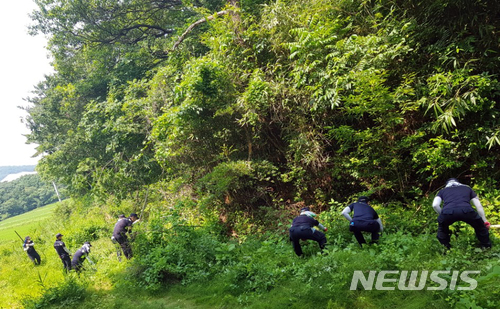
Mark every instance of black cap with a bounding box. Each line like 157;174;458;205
446;178;459;184
119;214;126;218
84;241;92;246
56;233;63;238
300;207;310;212
130;213;138;218
358;196;370;203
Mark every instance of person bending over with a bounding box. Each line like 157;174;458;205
432;178;491;249
342;196;383;247
289;207;327;256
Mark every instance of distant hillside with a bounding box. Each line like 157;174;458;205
0;202;57;242
0;166;36;182
0;173;61;221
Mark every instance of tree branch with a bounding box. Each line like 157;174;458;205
120;24;173;36
170;10;229;51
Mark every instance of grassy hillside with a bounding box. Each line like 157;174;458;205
0;203;58;242
0;196;499;308
0;199;188;308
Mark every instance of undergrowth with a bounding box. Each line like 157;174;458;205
1;193;499;308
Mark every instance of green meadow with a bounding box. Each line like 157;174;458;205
0;203;58;242
0;199;195;308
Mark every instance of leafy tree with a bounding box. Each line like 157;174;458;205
25;0;226;197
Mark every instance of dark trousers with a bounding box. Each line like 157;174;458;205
60;255;72;271
349;220;380;246
71;261;83;272
27;251;41;265
289;226;326;256
116;236;133;259
437;207;491;249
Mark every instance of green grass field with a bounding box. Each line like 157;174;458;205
0;203;58;242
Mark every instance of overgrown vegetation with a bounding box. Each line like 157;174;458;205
26;0;500;204
1;195;499;308
4;0;500;307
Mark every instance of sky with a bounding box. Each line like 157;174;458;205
0;1;52;167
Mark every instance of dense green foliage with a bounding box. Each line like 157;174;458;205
25;0;500;206
0;174;62;220
12;0;500;307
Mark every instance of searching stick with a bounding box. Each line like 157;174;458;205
139;187;149;221
14;230;24;242
86;256;97;271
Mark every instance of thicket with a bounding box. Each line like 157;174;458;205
25;0;500;207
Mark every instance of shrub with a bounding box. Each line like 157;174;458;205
22;277;87;308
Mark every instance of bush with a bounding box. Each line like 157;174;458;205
22;277;87;308
134;219;222;289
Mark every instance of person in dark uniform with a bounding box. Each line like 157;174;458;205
54;233;72;271
71;242;92;272
342;196;383;247
432;178;491;249
23;236;41;265
111;214;127;261
289;207;327;256
112;213;139;259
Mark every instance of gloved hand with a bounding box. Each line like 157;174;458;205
484;221;491;229
324;227;328;232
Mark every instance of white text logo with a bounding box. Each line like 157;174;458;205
350;270;480;290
